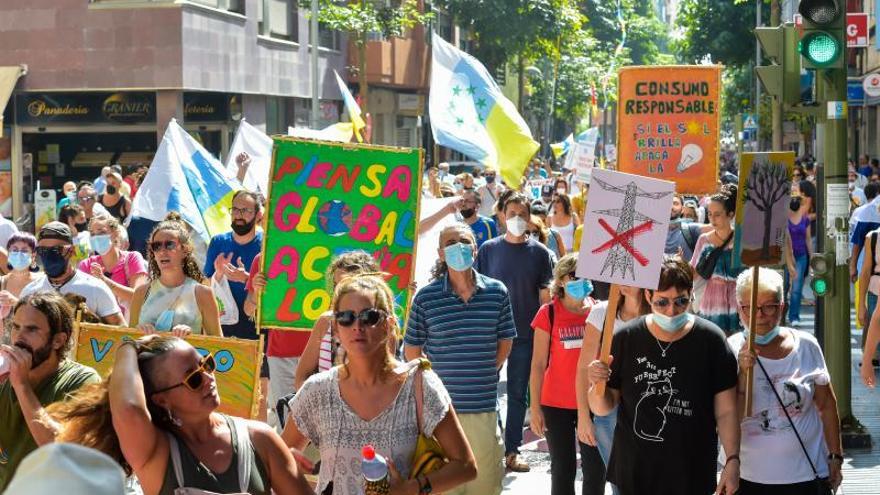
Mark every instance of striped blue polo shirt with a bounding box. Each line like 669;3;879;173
404;271;517;413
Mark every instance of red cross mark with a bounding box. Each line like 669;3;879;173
592;218;653;266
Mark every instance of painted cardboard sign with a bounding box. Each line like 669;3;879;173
617;65;721;194
734;152;795;267
72;323;263;419
576;169;675;290
259;138;422;331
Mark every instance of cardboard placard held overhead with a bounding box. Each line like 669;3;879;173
72;323;264;419
617;65;721;194
734;152;795;267
259;138;422;331
576;169;675;290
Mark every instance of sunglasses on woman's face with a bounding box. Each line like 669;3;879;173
149;240;179;253
153;353;216;394
651;295;692;310
334;308;388;328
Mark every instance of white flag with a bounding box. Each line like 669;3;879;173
225;119;273;196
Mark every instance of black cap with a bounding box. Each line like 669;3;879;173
38;221;73;244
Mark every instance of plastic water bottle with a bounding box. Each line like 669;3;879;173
361;445;390;495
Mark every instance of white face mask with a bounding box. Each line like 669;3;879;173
507;216;528;237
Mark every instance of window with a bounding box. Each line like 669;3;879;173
258;0;299;41
89;0;243;13
190;0;243;13
318;22;341;50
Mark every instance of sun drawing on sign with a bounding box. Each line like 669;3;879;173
591;175;672;280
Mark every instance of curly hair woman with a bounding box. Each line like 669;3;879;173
129;213;221;337
48;334;312;494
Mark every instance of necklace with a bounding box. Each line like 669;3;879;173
655;336;674;358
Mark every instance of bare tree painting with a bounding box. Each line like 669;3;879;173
741;158;791;265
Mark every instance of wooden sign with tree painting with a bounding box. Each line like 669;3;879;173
576;169;675;395
734;151;794;415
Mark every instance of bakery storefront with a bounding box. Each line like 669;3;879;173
8;91;238;222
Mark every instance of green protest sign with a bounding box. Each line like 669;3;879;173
258;138;422;331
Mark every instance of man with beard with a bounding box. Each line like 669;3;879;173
20;222;124;325
665;194;708;261
460;189;498;247
0;292;100;491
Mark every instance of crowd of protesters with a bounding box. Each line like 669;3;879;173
0;152;855;495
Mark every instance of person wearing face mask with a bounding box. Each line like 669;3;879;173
19;222;124;326
548;193;580;254
477;170;503;217
98;172;131;222
474;192;555;472
690;184;745;336
785;193;812;326
528;253;604;495
77;214;148;319
587;256;740;495
404;224;515;495
0;234;44;330
730;268;842;494
665;194;709;262
58;204;92;266
458;189;498;247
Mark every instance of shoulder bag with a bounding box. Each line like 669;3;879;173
410;358;449;479
695;232;733;280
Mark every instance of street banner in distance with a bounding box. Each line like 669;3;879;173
260;138;422;331
576;169;675;290
734;152;794;267
72;322;263;419
617;65;721;194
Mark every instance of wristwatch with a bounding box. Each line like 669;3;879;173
417;474;433;494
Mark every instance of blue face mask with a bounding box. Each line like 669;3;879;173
653;311;692;333
444;242;474;272
8;251;31;271
90;234;113;256
745;325;781;345
565;279;593;300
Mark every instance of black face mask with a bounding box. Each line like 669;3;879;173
74;221;88;232
790;198;802;212
106;185;118;195
460;208;476;219
231;217;256;236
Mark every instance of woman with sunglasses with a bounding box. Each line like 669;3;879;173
77;213;148;319
729;268;842;494
48;334;313;495
528;253;603;495
690;184;744;336
291;251;381;390
129;213;221;337
587;256;740;495
282;275;477;495
575;285;651;495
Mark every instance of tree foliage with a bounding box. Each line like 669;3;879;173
303;0;432;43
675;0;764;66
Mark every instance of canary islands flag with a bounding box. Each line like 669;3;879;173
429;33;539;187
334;70;366;142
551;134;574;159
131;119;236;243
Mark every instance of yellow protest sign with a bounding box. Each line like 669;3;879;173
72;322;263;419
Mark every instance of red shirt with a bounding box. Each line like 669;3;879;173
247;255;310;358
531;298;594;409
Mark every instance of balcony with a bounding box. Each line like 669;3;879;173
346;28;429;91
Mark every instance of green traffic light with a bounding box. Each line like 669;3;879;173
812;278;828;296
801;31;841;67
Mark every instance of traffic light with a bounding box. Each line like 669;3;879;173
799;0;845;69
810;252;834;297
755;23;801;105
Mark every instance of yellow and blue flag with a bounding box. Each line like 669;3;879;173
429;33;539;187
130;119;236;243
334;70;366;142
551;134;574;159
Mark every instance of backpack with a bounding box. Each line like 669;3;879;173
680;223;698;253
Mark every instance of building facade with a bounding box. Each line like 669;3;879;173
0;0;347;220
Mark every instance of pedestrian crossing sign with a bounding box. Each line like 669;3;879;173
743;114;757;131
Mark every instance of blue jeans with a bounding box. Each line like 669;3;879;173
593;406;619;495
504;340;532;454
785;254;809;322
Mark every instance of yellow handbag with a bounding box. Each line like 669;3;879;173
410;359;449;479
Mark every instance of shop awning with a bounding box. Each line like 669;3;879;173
0;65;26;137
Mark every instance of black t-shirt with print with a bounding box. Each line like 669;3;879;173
607;315;738;495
